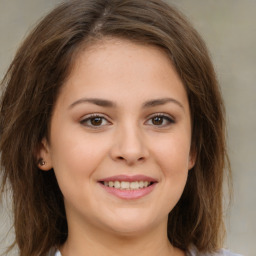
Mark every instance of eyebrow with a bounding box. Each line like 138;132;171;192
69;97;184;110
69;98;116;109
142;98;184;110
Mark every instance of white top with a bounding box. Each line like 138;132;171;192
51;247;243;256
186;245;242;256
54;251;61;256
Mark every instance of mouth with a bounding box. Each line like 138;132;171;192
100;180;155;190
98;175;157;199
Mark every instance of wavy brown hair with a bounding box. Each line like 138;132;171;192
0;0;231;255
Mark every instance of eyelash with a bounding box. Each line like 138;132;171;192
145;113;175;127
80;113;175;128
80;114;111;128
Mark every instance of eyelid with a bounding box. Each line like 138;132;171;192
80;113;112;128
145;113;175;126
79;112;175;129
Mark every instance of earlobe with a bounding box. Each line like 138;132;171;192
37;138;53;171
188;150;197;170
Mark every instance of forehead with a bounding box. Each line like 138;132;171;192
56;38;188;110
72;37;174;77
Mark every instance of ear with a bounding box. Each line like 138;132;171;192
37;138;53;171
188;148;197;170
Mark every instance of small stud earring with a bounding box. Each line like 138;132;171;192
39;158;46;166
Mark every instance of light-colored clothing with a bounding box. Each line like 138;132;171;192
54;251;61;256
187;244;242;256
50;247;243;256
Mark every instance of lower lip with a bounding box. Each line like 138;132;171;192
99;182;157;200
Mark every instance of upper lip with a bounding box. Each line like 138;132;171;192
99;175;158;182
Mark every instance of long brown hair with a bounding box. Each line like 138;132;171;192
0;0;231;255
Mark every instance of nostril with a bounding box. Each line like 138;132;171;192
117;156;144;162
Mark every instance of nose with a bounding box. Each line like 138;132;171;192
109;123;149;166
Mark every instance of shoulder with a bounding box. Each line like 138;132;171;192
55;251;62;256
187;245;243;256
212;249;243;256
46;248;62;256
49;247;243;256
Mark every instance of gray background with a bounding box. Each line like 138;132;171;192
0;0;255;255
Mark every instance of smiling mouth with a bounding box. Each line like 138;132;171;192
98;175;157;199
100;181;155;190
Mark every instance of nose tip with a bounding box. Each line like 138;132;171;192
109;127;149;165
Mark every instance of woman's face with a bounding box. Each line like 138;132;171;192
39;38;195;236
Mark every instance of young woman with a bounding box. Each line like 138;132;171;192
0;0;241;255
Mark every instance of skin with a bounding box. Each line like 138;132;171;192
39;38;195;256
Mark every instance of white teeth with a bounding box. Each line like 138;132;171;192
120;181;129;189
130;181;139;189
103;181;152;190
114;181;120;189
139;181;144;188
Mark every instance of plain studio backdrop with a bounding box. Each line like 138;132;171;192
0;1;255;255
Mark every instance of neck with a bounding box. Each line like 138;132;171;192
60;217;185;256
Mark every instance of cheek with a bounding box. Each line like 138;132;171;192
49;129;110;192
159;143;190;188
153;132;191;173
153;137;190;213
150;130;191;197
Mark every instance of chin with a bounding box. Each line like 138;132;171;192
108;223;153;237
99;211;162;237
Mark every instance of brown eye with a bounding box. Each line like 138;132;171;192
152;116;164;125
90;117;103;126
145;114;175;127
80;114;110;128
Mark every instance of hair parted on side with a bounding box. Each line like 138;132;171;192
0;0;231;255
